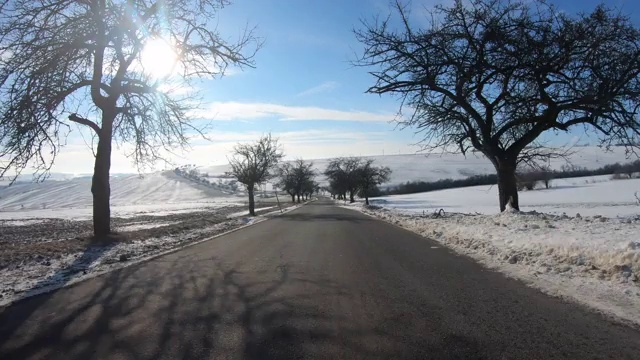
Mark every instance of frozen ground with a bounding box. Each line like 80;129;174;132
342;175;640;326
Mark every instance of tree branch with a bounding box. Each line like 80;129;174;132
68;113;101;135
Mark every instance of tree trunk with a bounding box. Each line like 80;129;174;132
91;112;114;237
496;159;519;212
291;194;295;203
365;196;369;205
248;184;255;216
349;190;355;203
297;194;300;203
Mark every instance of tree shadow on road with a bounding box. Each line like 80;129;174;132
0;234;120;346
0;252;408;359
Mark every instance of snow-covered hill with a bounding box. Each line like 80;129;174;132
0;171;240;220
202;146;634;186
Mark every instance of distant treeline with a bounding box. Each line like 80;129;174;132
384;160;640;196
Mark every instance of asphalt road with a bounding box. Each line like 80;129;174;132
1;200;640;359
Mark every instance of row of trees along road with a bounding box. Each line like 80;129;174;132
227;134;319;215
324;157;391;205
277;159;320;203
355;0;640;212
0;0;259;237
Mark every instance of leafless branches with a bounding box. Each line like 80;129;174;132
277;160;318;202
0;0;261;182
227;134;284;215
354;0;640;211
324;157;392;204
228;134;284;189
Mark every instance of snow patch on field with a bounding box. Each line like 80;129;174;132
114;221;178;232
0;219;46;227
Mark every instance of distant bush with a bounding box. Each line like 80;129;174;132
385;173;498;195
611;172;626;180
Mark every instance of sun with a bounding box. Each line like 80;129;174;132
140;38;178;78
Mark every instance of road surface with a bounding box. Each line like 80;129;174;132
1;200;640;359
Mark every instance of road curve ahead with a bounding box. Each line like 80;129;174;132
1;199;639;359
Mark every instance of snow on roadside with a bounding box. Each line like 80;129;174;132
0;219;243;307
114;221;179;232
226;206;278;219
0;219;46;227
344;203;640;326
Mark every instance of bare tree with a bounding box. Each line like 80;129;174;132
277;163;299;203
324;157;363;203
277;159;316;203
300;177;319;201
355;0;640;211
228;134;284;215
0;0;259;236
357;159;391;205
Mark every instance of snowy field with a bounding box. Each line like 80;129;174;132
344;175;640;326
370;175;640;217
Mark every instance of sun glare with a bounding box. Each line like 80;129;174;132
140;38;178;78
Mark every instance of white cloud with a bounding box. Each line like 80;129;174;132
295;81;340;97
190;102;397;122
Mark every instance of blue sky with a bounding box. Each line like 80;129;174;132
53;0;640;174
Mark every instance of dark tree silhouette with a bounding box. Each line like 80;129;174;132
355;0;640;211
228;134;284;215
277;159;316;203
0;0;259;235
324;157;363;203
356;160;391;205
